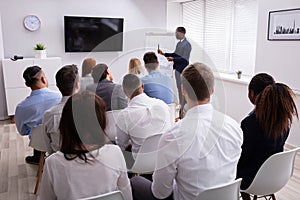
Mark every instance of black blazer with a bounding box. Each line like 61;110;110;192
236;111;289;189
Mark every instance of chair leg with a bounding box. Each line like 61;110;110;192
241;192;251;200
34;152;45;194
253;195;258;200
271;194;276;200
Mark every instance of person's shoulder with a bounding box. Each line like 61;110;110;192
99;145;124;160
241;111;256;125
46;89;62;98
44;151;64;166
44;103;62;117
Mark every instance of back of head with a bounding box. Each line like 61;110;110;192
56;64;79;96
128;58;143;75
182;62;214;101
91;63;108;83
122;74;142;98
256;83;298;139
249;73;275;97
81;58;96;77
143;52;158;71
23;66;42;88
59;91;107;161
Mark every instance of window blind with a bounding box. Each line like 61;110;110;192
182;0;258;76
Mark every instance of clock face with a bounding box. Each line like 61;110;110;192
23;15;41;31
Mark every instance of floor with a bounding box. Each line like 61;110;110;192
0;122;299;200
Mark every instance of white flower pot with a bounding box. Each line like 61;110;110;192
35;49;47;59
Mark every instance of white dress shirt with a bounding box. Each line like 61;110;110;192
43;96;70;154
38;145;132;200
152;104;243;200
116;93;172;155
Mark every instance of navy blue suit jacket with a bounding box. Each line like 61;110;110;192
165;38;191;73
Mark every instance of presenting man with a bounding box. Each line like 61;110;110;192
158;27;191;104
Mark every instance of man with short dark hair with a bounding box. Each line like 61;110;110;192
87;63;127;111
116;74;171;157
43;64;80;154
141;52;174;104
131;63;243;200
15;66;61;164
158;27;192;104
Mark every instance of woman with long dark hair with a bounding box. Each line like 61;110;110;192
38;91;132;200
237;73;298;200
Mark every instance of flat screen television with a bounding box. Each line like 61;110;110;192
64;16;124;52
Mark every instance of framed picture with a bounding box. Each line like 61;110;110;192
268;8;300;40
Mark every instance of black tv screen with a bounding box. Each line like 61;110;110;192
64;16;124;52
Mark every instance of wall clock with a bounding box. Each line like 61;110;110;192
23;15;41;31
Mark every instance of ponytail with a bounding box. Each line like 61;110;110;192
255;83;298;139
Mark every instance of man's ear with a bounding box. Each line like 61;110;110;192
75;81;80;92
181;84;186;97
41;75;46;84
210;88;214;95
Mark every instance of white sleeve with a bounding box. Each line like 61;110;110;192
37;159;57;200
116;147;133;200
116;113;130;150
42;111;54;154
151;133;177;199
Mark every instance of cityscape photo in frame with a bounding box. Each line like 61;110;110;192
268;8;300;40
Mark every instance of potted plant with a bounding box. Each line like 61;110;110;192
34;43;46;59
236;70;242;79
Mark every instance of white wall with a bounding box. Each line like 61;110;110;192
0;0;167;117
255;0;300;147
255;0;300;91
0;0;166;74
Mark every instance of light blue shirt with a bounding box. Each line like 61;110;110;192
141;70;174;104
15;88;61;136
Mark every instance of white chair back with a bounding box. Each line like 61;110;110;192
196;178;242;200
130;134;162;174
78;190;124;200
105;110;121;142
29;124;48;152
241;147;299;196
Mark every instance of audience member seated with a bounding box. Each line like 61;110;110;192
116;74;172;157
237;73;298;200
128;58;144;78
131;62;243;200
80;58;96;91
14;66;61;165
38;91;132;200
141;52;174;104
87;63;128;111
43;64;80;154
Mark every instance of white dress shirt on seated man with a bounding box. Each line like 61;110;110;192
116;93;172;155
38;145;132;200
43;96;70;154
152;104;243;200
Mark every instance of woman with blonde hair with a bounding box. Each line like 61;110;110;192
128;58;144;77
